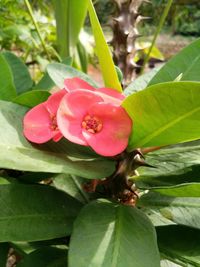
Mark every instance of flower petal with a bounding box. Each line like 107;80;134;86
23;103;53;143
57;89;103;118
45;89;67;115
82;103;132;156
52;131;63;142
96;87;125;105
57;89;104;145
64;77;95;92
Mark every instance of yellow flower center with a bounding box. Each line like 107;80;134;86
82;115;103;134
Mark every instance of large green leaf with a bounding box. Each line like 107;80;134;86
69;199;160;267
17;247;67;267
47;63;98;89
157;225;200;267
2;51;33;94
53;174;89;204
0;184;82;242
0;100;115;179
53;0;88;58
123;81;200;150
0;53;16;100
154;183;200;197
13;90;50;107
124;66;162;96
149;38;200;86
136;165;200;189
138;191;200;229
135;142;200;189
88;0;122;92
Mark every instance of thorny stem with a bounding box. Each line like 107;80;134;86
140;0;173;74
84;150;151;206
24;0;51;61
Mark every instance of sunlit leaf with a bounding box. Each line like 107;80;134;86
136;142;200;189
88;0;122;92
138;191;200;229
149;38;200;85
123;82;200;150
69;199;160;267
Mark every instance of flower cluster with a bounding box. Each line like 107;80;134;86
23;78;132;156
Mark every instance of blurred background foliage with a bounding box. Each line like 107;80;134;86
0;0;199;82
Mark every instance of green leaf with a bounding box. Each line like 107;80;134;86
0;100;115;179
53;0;88;58
142;209;175;227
39;138;100;160
47;63;98;89
136;165;200;189
124;66;162;96
69;199;160;267
76;40;88;73
33;72;55;91
17;247;67;267
53;174;89;204
115;66;123;83
0;184;82;242
157;225;200;267
88;0;122;92
149;38;200;86
161;260;182;267
13;90;50;107
154;183;200;197
33;57;72;91
12;239;67;256
0;243;9;266
0;53;16;100
138;191;200;229
123;81;200;150
2;51;33;94
136;142;200;189
0;177;10;185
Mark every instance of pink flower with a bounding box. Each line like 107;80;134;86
23;89;66;143
23;77;132;157
57;88;132;157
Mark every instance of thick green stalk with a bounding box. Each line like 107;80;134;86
53;0;70;58
24;0;51;60
140;0;173;74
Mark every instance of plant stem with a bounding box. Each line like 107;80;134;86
140;0;173;74
24;0;51;61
